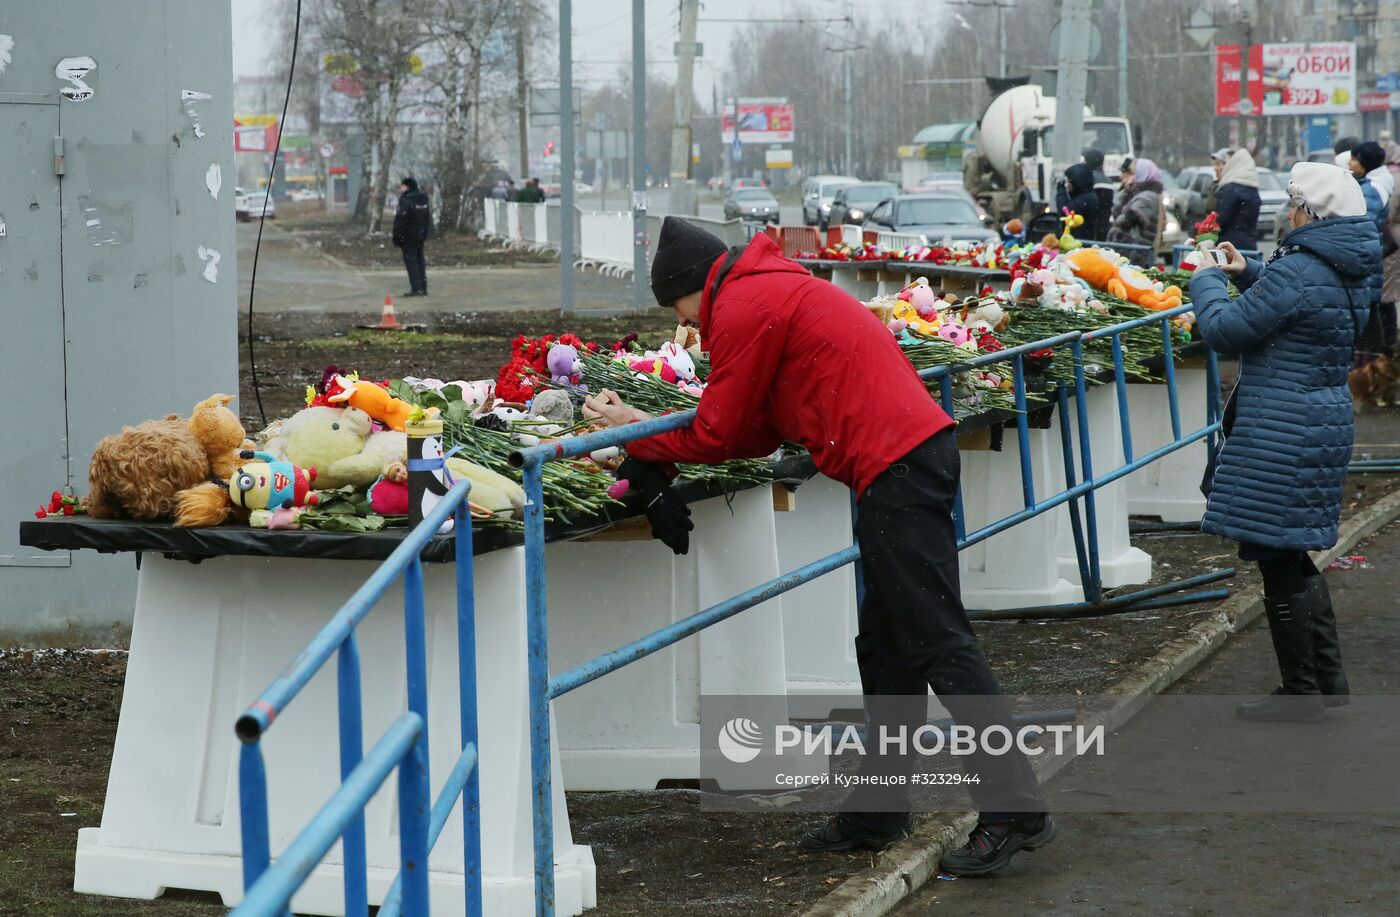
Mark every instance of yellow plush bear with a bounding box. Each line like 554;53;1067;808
259;405;408;489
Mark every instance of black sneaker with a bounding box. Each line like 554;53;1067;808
798;815;910;853
938;815;1057;876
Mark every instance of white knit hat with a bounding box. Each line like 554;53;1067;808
1288;162;1366;220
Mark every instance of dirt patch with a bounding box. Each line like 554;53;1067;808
277;208;555;270
237;308;679;433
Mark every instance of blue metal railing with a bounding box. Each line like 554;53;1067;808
511;303;1225;915
232;481;483;917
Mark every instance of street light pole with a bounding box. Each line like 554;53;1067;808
844;50;853;177
632;0;647;312
559;0;575;316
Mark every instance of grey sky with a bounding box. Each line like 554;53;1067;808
231;0;919;112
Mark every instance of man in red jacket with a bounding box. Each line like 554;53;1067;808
584;217;1053;875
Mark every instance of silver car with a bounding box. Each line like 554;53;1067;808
801;175;858;226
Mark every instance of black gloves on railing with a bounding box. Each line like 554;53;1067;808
617;458;693;555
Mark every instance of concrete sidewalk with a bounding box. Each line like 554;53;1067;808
234;221;634;315
894;521;1400;916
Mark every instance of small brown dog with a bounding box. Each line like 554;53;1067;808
1349;354;1398;410
87;394;249;522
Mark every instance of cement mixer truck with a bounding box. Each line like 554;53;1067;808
963;85;1135;225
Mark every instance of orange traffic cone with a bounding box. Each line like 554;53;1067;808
371;294;400;330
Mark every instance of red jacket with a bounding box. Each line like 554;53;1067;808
627;234;953;497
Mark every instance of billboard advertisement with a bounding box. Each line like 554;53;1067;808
1216;43;1356;116
1260;43;1356;114
720;98;794;145
234;115;278;153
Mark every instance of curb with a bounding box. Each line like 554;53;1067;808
804;487;1400;917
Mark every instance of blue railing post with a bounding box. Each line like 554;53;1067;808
239;741;273;897
400;555;432;913
337;633;368;917
1071;339;1105;603
454;503;484;917
1056;384;1094;590
1160;322;1182;441
522;458;556;916
1110;333;1134;464
1011;353;1035;510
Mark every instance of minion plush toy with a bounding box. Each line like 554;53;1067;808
228;450;320;511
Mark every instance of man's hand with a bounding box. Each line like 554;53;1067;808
1215;241;1248;277
617;458;693;554
583;389;652;428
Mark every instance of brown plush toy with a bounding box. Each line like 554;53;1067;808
86;394;250;522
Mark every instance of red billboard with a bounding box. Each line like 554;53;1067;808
720;98;795;145
1215;44;1264;116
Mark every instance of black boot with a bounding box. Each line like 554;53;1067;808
938;815;1058;877
799;814;911;852
1303;573;1350;706
1237;592;1325;723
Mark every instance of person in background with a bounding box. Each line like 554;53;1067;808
1188;162;1378;722
1056;162;1106;240
1109;157;1165;263
505;179;518;201
1083;148;1116;239
1110;157;1134;222
391;176;432;298
516;177;546;204
1215;148;1262;252
1340;146;1388;323
582;217;1055;873
1352;141;1394;202
1380;142;1400;353
490;180;508;201
1206;148;1232;213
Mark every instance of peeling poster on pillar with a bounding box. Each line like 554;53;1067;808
55;56;97;102
197;245;220;283
181;90;212;138
0;35;15;75
205;163;222;200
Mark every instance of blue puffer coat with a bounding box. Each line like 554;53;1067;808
1189;215;1380;551
1361;178;1387;305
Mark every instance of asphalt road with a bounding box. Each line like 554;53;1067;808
895;519;1400;915
234;220;637;315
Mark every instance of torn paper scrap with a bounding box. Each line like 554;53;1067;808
205;162;222;200
55;56;96;102
197;245;220;284
181;89;212;138
0;35;14;75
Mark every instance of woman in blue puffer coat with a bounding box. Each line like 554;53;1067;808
1189;162;1380;724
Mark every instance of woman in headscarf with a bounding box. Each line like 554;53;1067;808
1188;162;1380;723
1214;148;1262;251
1108;157;1164;264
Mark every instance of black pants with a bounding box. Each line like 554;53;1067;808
401;241;427;293
845;429;1046;828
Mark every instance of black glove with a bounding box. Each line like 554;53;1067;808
618;458;693;555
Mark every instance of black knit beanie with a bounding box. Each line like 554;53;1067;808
650;216;728;306
401;176;418;191
1353;141;1385;173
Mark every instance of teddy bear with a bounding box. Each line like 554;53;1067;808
87;394;251;522
259;405;407;490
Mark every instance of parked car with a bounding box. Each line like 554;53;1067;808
1159;171;1189;249
244;191;275;221
801;175;858;225
233;187;249;221
288;188;324;203
823;181;899;230
911;171;965;193
732;177;767;190
862;192;999;244
723;187;780;222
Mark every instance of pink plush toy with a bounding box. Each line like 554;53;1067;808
897;278;939;317
937;321;972;346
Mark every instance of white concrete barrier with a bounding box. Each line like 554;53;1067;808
73;552;594;917
577;211;635;277
1124;368;1209;522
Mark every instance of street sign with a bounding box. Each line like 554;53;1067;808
1185;7;1217;48
673;41;703;57
320;141;335;158
585;129;630;160
731;136;743;162
529;86;584;128
1377;73;1400;93
765;148;793;169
